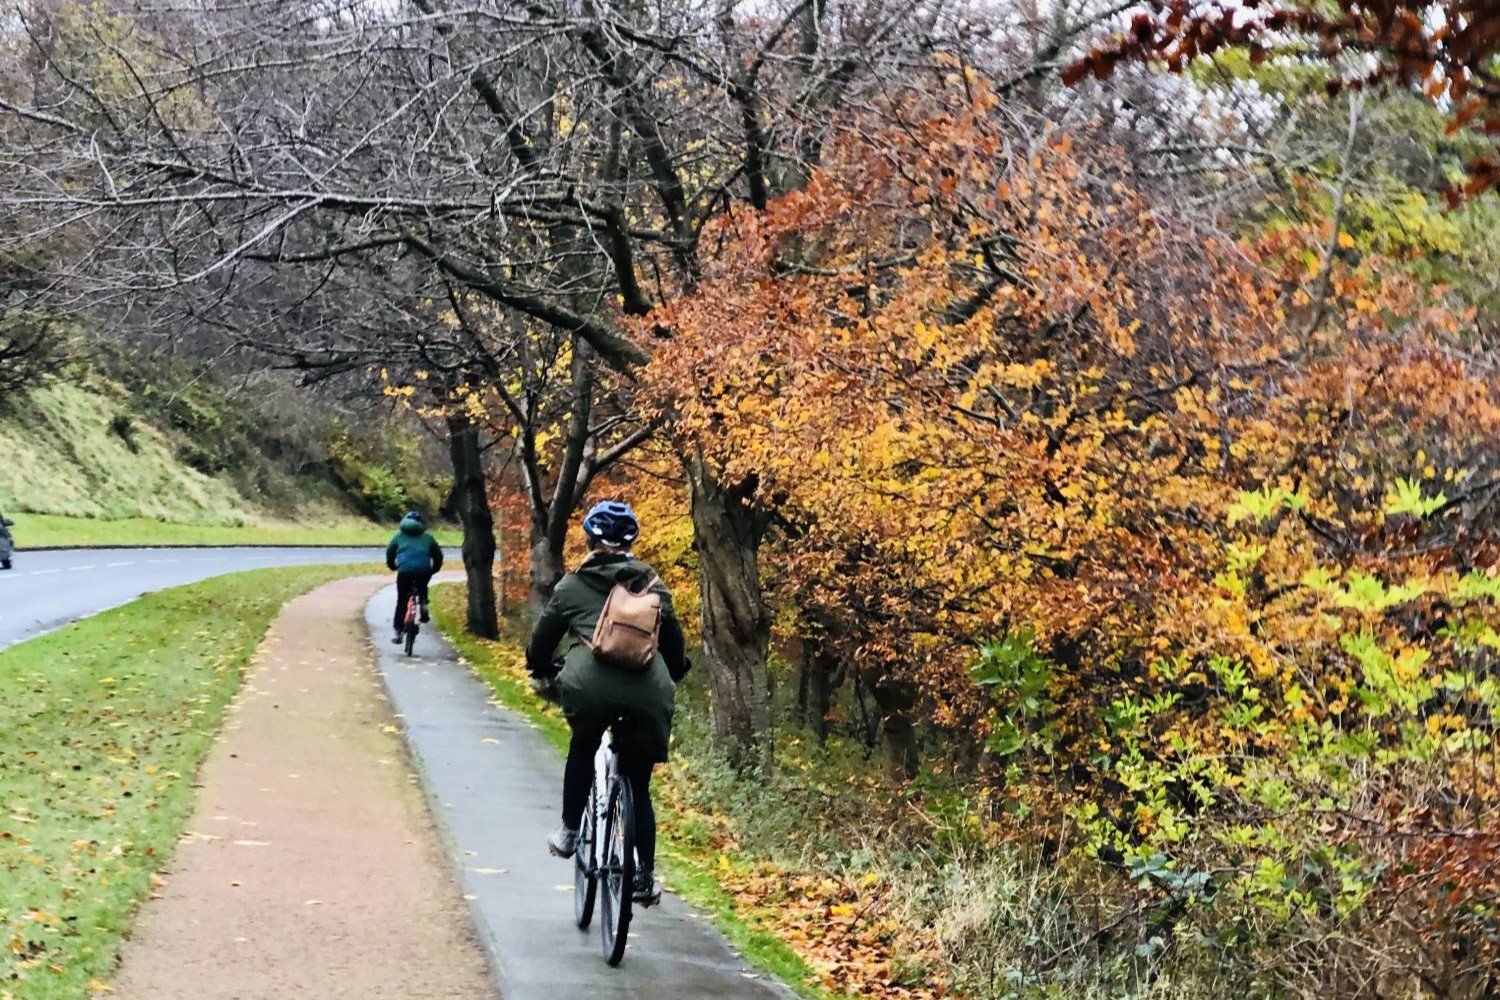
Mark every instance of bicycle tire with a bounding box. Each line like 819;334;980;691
404;624;417;656
574;790;598;929
599;776;635;967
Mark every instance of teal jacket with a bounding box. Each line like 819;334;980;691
386;516;444;574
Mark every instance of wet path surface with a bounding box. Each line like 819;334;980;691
365;585;792;999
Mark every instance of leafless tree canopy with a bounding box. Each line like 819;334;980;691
0;1;1162;360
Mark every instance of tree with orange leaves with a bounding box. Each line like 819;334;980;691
624;66;1498;993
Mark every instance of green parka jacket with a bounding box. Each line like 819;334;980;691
525;552;688;762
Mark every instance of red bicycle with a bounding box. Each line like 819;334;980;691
401;592;420;656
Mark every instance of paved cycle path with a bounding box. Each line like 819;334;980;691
113;577;497;1000
365;585;792;999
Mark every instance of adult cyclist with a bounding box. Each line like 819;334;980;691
385;510;444;643
525;500;689;907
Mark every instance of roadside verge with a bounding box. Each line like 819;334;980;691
0;565;374;1000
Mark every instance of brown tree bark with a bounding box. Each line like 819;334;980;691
446;414;499;639
687;455;771;771
528;526;566;619
871;673;920;780
810;646;836;744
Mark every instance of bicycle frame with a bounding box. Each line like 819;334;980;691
586;732;617;873
402;594;421;655
574;722;640;965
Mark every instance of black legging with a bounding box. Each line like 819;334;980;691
392;570;431;631
562;725;657;874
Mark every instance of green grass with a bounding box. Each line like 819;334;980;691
0;563;379;1000
0;380;254;523
0;379;459;550
16;513;463;549
432;584;843;1000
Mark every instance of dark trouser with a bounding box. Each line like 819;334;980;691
562;720;657;873
393;570;432;631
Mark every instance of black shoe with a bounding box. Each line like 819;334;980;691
632;870;661;907
419;610;430;623
391;631;403;644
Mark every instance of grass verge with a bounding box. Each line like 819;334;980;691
13;513;462;549
432;583;847;1000
0;563;380;1000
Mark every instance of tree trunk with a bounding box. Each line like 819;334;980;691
868;671;919;780
446;414;499;639
686;455;771;771
528;515;566;618
810;646;835;743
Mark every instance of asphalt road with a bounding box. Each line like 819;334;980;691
0;546;379;650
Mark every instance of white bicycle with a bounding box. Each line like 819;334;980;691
572;720;638;966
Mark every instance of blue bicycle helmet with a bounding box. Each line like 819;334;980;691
403;510;425;523
582;500;639;548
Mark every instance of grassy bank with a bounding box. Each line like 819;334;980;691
15;513;462;549
0;371;453;543
0;380;253;524
0;563;378;1000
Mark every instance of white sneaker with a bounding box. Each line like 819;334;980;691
547;824;578;858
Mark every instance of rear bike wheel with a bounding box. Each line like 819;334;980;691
403;597;419;656
598;775;635;967
574;789;598;929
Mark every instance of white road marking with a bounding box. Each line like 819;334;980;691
106;561;135;567
144;558;179;564
30;569;60;575
69;565;97;571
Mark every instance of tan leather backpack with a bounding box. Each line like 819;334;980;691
588;574;662;670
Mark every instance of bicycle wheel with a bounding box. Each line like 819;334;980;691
598;775;635;966
404;623;417;656
574;789;598;929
